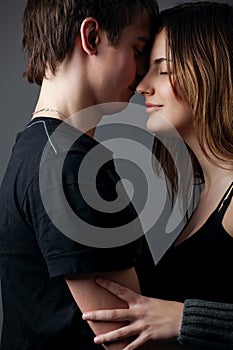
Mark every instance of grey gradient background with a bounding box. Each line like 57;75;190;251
1;0;233;341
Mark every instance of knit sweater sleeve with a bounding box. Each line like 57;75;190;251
178;299;233;349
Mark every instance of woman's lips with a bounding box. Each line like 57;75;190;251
145;103;163;113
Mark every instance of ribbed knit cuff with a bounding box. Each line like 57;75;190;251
178;299;233;349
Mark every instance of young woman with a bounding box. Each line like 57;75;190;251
83;2;233;349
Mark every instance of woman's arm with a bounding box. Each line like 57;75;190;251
179;299;233;349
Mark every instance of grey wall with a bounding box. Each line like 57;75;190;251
0;1;39;183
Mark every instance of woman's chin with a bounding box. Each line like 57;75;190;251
146;115;178;138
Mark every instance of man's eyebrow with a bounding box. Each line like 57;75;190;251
137;36;151;43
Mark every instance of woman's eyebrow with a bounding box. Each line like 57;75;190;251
153;58;172;65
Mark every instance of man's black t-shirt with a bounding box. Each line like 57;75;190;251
0;117;148;350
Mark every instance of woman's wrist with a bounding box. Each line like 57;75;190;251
173;301;184;337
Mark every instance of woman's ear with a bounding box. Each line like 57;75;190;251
80;17;100;55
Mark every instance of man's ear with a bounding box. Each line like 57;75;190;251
80;17;100;55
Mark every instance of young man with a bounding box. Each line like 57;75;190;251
0;1;158;349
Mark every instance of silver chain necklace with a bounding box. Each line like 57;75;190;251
32;108;67;120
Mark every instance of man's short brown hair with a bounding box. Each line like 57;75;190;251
22;0;159;85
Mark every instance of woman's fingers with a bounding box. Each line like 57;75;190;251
83;308;132;322
123;334;148;350
95;277;140;304
93;324;139;344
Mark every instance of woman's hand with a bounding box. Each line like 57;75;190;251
82;278;184;350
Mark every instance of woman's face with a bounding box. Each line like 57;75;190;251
136;29;194;139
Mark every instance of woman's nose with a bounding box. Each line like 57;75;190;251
136;76;155;96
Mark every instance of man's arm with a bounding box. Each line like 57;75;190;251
66;267;140;350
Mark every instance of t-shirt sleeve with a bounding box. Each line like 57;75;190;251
22;169;143;278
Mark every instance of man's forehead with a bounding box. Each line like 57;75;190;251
134;12;154;40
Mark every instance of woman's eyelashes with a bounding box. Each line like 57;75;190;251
155;67;169;75
158;64;173;76
154;60;173;76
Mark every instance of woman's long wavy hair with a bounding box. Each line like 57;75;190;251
153;1;233;207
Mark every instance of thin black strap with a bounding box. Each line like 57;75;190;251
217;182;233;221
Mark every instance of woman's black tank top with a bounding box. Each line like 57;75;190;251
152;182;233;303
